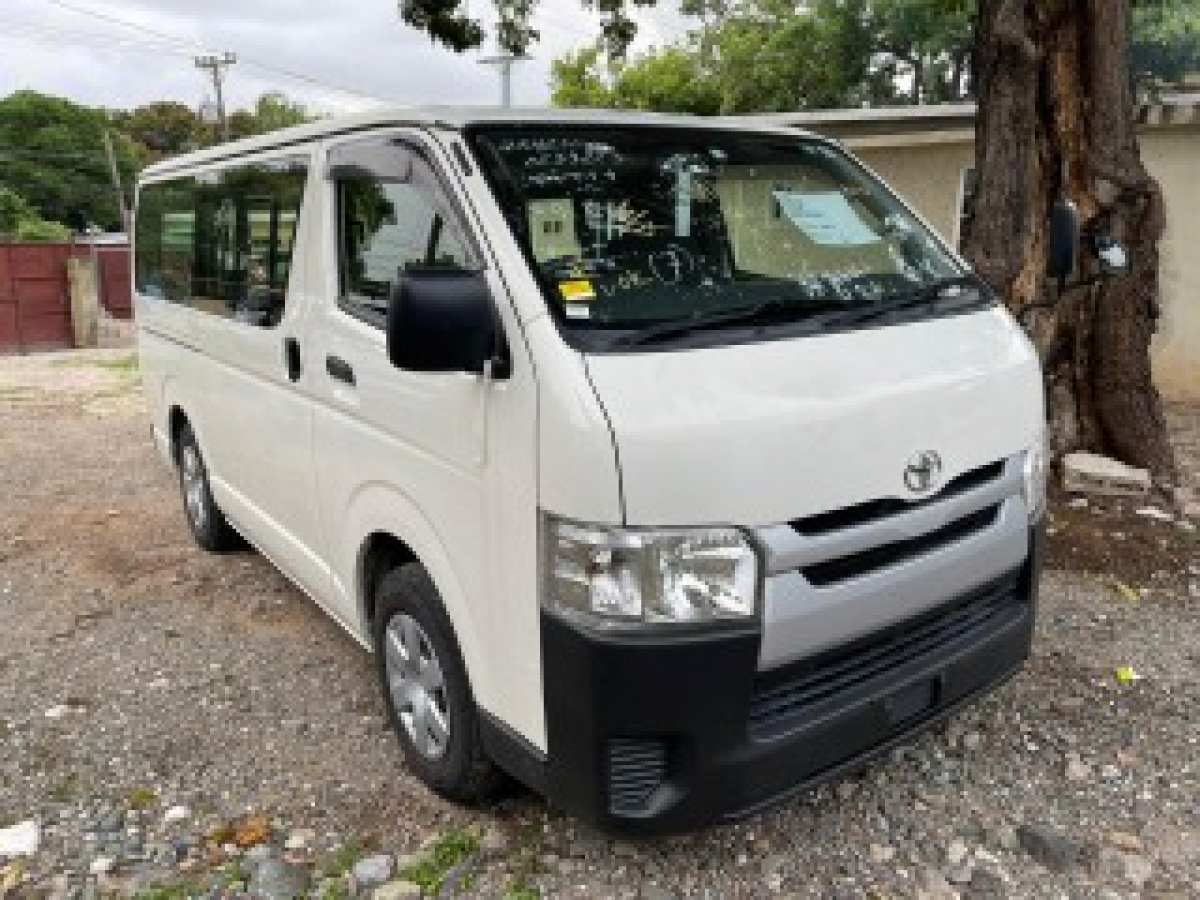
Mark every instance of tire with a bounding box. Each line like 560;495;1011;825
373;563;506;803
176;422;241;552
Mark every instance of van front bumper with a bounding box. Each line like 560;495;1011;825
534;521;1043;835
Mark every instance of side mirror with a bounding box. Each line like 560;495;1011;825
1091;234;1131;277
387;269;508;376
1047;197;1080;281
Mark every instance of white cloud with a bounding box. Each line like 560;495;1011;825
0;0;689;115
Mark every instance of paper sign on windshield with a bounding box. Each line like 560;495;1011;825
773;190;881;246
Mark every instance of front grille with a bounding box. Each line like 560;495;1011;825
749;571;1024;735
607;737;668;816
790;460;1005;537
801;504;1000;587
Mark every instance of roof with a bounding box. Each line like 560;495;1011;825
743;94;1200;135
138;106;820;179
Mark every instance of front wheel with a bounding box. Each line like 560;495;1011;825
373;563;506;803
176;422;240;552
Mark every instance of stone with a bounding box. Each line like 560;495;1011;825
1135;507;1175;523
283;828;315;851
351;853;394;889
162;806;190;825
0;819;40;856
1017;823;1094;873
1062;453;1151;497
1097;848;1153;887
946;839;970;867
1105;831;1143;853
917;867;960;899
869;843;896;863
373;881;422;900
1065;754;1092;781
247;857;308;900
994;826;1020;853
962;731;983;752
970;862;1011;897
481;823;510;856
88;857;115;875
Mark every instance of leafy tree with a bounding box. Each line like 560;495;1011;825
120;102;205;162
225;92;314;141
0;186;71;242
552;45;721;113
1133;0;1200;93
0;91;138;231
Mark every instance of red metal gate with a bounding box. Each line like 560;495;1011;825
0;242;132;354
0;243;74;354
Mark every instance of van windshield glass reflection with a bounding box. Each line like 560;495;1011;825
469;127;983;342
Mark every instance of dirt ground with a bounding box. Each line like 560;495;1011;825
1;351;1198;899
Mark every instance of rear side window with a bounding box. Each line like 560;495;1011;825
136;157;308;328
335;148;477;325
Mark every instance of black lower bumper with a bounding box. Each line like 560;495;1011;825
519;523;1044;835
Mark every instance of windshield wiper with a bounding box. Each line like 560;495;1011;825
824;275;988;329
610;299;819;348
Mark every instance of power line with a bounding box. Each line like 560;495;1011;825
46;0;203;51
40;0;396;104
0;24;195;57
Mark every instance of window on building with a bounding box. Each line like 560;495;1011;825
135;157;308;327
955;167;978;249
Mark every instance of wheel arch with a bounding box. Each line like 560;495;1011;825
343;485;493;717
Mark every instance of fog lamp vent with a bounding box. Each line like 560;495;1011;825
606;737;668;816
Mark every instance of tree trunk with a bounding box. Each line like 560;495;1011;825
962;0;1176;481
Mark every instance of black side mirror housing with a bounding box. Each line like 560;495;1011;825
1047;197;1080;281
387;269;508;377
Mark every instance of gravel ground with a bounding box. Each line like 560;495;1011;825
1;351;1198;899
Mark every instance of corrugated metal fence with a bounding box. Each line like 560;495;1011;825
0;243;131;354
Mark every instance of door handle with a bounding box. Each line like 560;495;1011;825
283;337;301;382
326;355;355;386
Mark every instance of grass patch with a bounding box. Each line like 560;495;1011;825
400;827;480;894
126;786;159;809
132;883;196;900
53;354;138;374
317;839;364;879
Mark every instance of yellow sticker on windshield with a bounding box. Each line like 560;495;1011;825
559;279;596;303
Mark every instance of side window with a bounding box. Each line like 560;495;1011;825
134;157;308;327
336;149;477;324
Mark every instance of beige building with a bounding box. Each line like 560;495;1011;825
756;100;1200;401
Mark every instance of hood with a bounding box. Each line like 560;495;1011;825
584;309;1044;528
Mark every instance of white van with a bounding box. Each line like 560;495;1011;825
134;108;1048;834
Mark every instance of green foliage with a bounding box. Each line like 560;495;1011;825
228;92;313;140
0;187;37;235
399;828;480;893
555;0;1199;114
0;186;71;241
119;101;205;162
0;90;138;230
0;89;313;235
1133;0;1200;90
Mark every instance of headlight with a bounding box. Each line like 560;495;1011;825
1021;431;1049;518
542;515;760;628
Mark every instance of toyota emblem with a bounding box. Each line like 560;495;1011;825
904;451;943;494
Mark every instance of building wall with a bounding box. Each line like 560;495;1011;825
841;128;1198;401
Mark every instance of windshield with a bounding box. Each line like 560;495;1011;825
468;126;987;348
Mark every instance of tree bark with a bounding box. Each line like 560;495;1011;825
962;0;1175;480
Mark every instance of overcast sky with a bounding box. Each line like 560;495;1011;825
1;0;688;114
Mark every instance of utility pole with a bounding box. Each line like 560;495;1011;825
478;54;531;108
194;52;237;141
101;130;129;232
